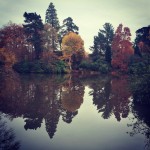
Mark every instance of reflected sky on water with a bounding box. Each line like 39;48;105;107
0;72;149;150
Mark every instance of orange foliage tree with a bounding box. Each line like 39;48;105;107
0;48;16;69
61;32;85;71
0;22;28;61
111;24;134;72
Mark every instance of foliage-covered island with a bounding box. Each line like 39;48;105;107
0;2;149;104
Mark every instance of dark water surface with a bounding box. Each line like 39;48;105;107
0;72;149;150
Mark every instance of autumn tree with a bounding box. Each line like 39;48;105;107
23;12;44;60
45;3;60;51
45;2;60;31
111;24;134;72
41;23;59;63
90;23;114;63
0;22;28;61
0;48;16;69
42;23;59;52
61;32;85;71
59;17;79;45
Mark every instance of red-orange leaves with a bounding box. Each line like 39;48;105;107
0;22;28;61
0;48;16;69
111;24;134;72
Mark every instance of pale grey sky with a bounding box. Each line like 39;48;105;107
0;0;150;51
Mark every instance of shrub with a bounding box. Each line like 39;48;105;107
52;60;67;74
13;60;67;74
129;54;150;105
79;60;111;74
79;61;91;70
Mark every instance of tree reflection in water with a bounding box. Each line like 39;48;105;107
60;76;84;123
127;104;150;149
0;71;149;148
89;75;150;148
89;75;131;121
0;73;84;139
0;113;20;150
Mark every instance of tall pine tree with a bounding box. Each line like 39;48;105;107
91;23;114;64
23;12;44;60
59;17;79;45
45;2;60;31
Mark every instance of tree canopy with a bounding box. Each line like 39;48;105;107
23;12;44;60
45;2;60;31
61;32;84;71
90;23;114;63
59;17;79;45
111;24;134;72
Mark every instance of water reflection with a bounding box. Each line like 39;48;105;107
0;72;149;149
89;75;131;121
0;113;20;150
0;72;84;139
128;104;150;149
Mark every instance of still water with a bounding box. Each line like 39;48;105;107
0;72;149;150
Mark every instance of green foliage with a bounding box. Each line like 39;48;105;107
13;60;67;74
52;60;67;74
90;23;114;63
79;60;111;74
45;2;60;30
23;12;44;60
130;74;150;105
129;54;150;75
129;54;150;105
134;25;150;48
79;61;91;70
59;17;79;44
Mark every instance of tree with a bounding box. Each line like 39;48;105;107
45;2;60;31
111;24;134;72
90;36;101;61
89;76;131;121
23;12;44;60
0;22;28;61
59;17;79;45
0;48;16;69
90;23;114;63
42;23;59;52
134;25;150;54
61;32;84;71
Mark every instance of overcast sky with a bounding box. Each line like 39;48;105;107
0;0;150;51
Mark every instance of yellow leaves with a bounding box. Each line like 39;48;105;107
61;32;84;56
61;32;85;70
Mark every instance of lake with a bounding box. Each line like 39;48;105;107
0;72;149;150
